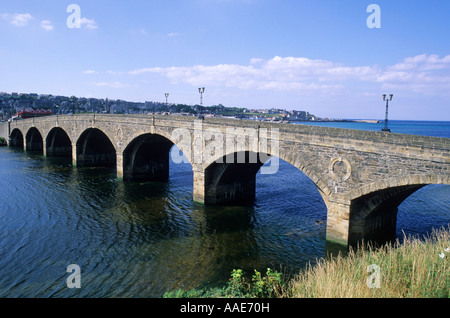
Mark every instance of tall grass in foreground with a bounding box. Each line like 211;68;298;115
287;226;449;298
164;226;449;298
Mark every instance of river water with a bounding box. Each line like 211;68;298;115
0;120;449;297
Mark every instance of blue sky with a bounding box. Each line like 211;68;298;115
1;0;449;120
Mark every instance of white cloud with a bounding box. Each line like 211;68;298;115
2;13;55;32
249;58;264;65
80;17;98;30
388;54;450;71
125;54;450;96
106;70;126;75
129;67;161;75
40;20;54;31
127;56;374;93
375;54;450;93
90;81;128;88
1;13;34;27
82;70;97;74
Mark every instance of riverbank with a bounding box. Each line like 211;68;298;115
287;226;449;298
164;226;450;298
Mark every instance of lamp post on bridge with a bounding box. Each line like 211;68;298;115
165;93;169;106
198;87;205;106
381;94;393;132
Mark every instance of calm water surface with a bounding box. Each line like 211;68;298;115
0;120;449;297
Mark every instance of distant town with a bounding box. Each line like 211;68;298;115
0;91;379;123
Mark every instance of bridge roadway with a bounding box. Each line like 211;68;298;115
3;114;450;247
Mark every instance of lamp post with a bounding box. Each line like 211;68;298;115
165;93;169;106
198;87;205;106
381;94;393;132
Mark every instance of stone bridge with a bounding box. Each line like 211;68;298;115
4;114;450;246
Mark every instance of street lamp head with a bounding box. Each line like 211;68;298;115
382;94;386;101
199;87;205;94
389;94;393;101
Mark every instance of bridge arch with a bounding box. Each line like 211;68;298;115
25;127;44;153
347;174;450;245
10;128;24;148
76;128;116;167
347;174;450;202
46;127;72;158
203;151;267;204
201;149;331;205
122;133;179;181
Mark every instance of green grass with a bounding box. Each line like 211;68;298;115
287;226;449;298
164;226;450;298
164;268;286;298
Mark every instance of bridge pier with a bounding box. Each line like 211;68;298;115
72;146;77;167
42;140;47;157
194;152;265;205
117;154;124;180
193;168;206;203
325;184;427;247
346;184;425;246
324;200;352;246
325;202;399;247
325;200;398;247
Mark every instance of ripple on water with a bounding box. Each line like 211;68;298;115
0;147;449;297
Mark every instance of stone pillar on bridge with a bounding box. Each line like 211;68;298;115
192;154;265;205
116;153;124;180
42;140;47;157
72;146;77;167
324;199;352;246
193;166;206;204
